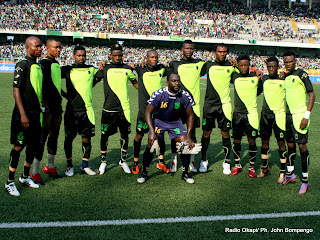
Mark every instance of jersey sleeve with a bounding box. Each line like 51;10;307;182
182;91;195;110
13;61;26;88
300;71;314;93
128;69;136;83
200;61;207;76
148;90;162;108
166;62;174;76
60;66;68;79
95;69;104;80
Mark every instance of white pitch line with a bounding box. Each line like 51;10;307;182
314;102;320;104
0;211;319;229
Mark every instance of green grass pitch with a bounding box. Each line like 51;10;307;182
0;72;319;239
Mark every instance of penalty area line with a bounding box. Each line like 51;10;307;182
0;211;320;229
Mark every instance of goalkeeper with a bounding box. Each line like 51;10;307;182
137;73;200;184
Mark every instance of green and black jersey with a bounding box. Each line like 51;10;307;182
39;56;62;114
13;56;43;115
285;68;313;133
135;64;166;120
261;74;286;131
167;58;206;118
61;64;99;124
95;63;136;123
205;60;236;121
231;72;262;129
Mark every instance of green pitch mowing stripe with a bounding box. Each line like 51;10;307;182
1;211;319;229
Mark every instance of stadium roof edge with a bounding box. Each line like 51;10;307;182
1;29;319;49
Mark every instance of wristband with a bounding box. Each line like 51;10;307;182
304;111;311;119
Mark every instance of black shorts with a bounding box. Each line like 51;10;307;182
202;103;231;132
181;111;200;128
101;111;131;136
260;111;285;141
64;108;95;138
232;112;258;140
136;119;149;135
286;114;308;144
10;107;41;147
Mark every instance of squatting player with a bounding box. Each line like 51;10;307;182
167;40;206;172
131;50;169;174
5;36;43;196
230;55;262;178
281;51;315;194
200;43;235;174
62;46;101;176
257;57;287;183
96;44;138;175
31;37;63;185
137;73;197;184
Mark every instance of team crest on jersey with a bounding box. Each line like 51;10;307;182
252;131;256;137
174;128;181;135
202;119;206;126
159;73;162;77
174;102;180;109
196;66;199;70
17;132;24;141
295;134;299;140
227;122;231;128
251;80;254;83
280;132;284;138
279;84;283;87
292;78;295;83
88;71;91;74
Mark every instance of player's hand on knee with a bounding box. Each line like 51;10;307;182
150;140;160;156
176;141;202;154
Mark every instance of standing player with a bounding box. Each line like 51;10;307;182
31;37;63;185
167;40;206;172
62;46;101;176
137;73;199;184
5;36;42;196
230;55;262;178
257;57;287;183
97;44;138;175
281;51;315;194
132;50;169;174
200;43;235;174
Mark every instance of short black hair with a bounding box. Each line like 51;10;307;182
168;73;180;81
215;43;228;52
182;39;194;48
266;56;279;65
237;54;250;63
73;45;86;55
147;50;157;57
110;43;122;53
46;37;60;46
283;51;295;58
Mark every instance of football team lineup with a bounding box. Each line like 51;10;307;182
5;37;316;196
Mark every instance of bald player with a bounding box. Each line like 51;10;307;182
5;37;43;196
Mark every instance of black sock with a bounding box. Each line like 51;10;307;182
232;142;241;161
249;144;257;166
280;163;286;173
67;159;73;168
101;152;106;163
301;150;310;183
181;154;190;174
201;136;210;160
23;166;30;177
121;150;127;161
133;140;141;159
287;146;296;175
8;171;15;182
142;148;153;173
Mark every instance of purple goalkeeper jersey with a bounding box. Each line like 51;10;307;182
148;87;195;122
